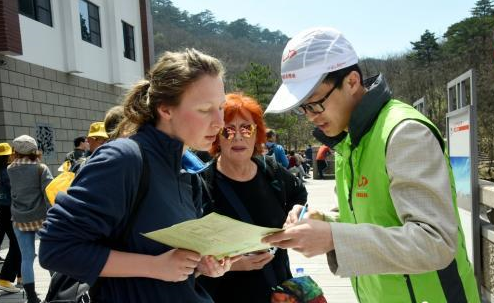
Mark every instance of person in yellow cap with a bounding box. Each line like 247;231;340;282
86;121;109;156
0;143;22;294
68;122;109;175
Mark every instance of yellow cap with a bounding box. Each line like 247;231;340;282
0;143;12;156
87;122;108;139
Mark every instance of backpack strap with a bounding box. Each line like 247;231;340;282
214;173;279;287
116;139;150;245
89;139;150;300
200;159;217;210
252;156;288;210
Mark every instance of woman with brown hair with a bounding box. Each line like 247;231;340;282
8;135;53;303
198;93;308;303
39;49;235;303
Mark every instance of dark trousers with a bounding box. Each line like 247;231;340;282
317;160;327;179
0;205;21;281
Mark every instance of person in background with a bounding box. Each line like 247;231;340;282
304;144;313;167
260;143;268;155
104;105;125;140
288;151;304;183
315;145;330;179
8;135;53;303
265;129;288;168
0;143;22;293
86;122;109;156
64;136;88;168
198;93;307;303
262;27;479;302
39;48;236;303
70;122;109;174
298;151;310;177
0;145;6;262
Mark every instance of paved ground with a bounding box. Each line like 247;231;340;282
0;178;357;303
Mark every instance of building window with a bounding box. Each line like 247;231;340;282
122;21;135;61
79;0;101;47
18;0;53;27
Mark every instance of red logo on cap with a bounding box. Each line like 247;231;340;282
282;50;297;62
282;73;296;80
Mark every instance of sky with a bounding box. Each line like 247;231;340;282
170;0;478;58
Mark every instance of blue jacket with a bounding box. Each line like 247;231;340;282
39;123;212;303
266;142;288;168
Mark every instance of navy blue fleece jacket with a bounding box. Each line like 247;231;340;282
39;123;212;303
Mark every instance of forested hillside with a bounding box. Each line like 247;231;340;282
366;0;494;180
151;0;287;83
152;0;494;180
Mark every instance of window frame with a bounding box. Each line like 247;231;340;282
122;21;135;61
18;0;53;27
79;0;101;47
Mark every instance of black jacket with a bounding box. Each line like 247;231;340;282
198;155;307;303
201;155;307;213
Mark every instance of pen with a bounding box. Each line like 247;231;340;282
298;202;308;221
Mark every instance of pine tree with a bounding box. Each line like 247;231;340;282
234;62;279;107
471;0;494;17
409;30;440;66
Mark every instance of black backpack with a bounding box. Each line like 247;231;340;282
266;143;275;156
44;140;150;303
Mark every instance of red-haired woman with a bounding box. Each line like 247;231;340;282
198;93;307;303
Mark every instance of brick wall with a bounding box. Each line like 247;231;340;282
0;55;125;173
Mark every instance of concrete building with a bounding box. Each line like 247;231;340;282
0;0;153;172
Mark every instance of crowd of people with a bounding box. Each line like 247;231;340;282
0;25;481;303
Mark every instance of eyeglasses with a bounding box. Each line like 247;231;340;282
220;124;257;140
294;85;338;115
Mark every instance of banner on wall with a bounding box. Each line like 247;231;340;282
447;107;472;211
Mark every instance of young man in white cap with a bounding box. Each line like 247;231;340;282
262;27;479;303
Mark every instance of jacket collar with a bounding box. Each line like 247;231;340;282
182;150;210;174
133;123;210;174
313;73;392;149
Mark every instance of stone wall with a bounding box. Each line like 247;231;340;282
0;55;125;173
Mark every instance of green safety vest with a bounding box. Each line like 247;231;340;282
333;99;480;303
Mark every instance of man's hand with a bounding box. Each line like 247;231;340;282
284;205;326;228
284;204;305;226
263;219;334;257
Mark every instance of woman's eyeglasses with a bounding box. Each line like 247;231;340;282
220;124;257;140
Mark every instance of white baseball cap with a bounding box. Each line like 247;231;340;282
266;27;358;114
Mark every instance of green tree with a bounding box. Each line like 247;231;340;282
409;30;440;66
471;0;494;17
443;16;494;68
234;62;278;106
189;10;218;34
233;62;314;148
